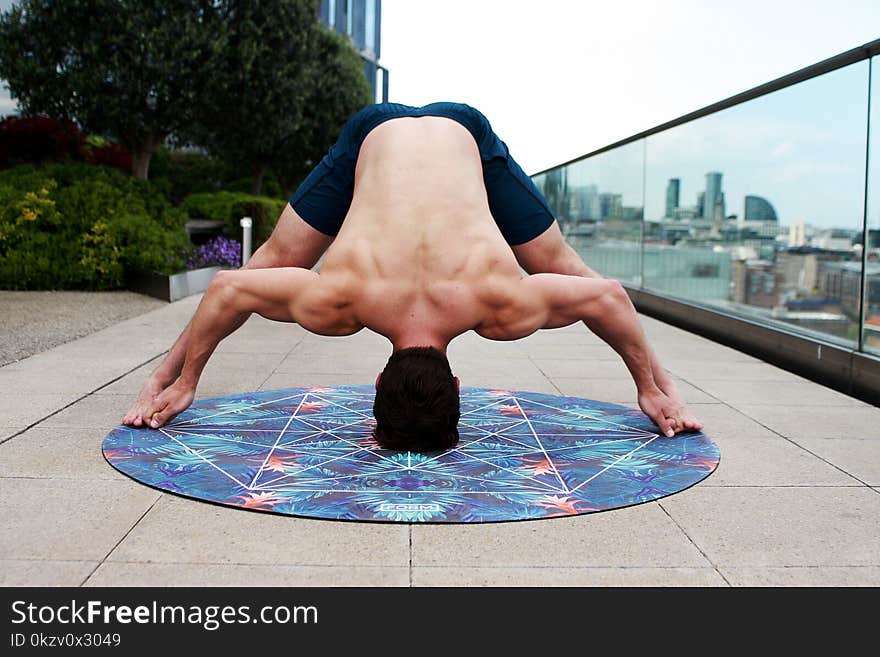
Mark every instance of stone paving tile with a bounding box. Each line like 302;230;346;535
701;433;858;487
85;563;408;587
0;427;125;481
530;357;633;379
648;341;762;364
411;503;711;568
0;358;150;394
0;560;97;586
507;344;618;360
108;496;409;567
691;379;870;407
551;377;717;404
458;376;559;395
260;372;374;390
0;393;79;429
274;354;387;375
719;566;880;586
99;364;164;395
1;427;27;443
665;360;806;382
732;405;880;439
788;437;880;486
660;486;880;567
516;327;605;346
675;404;782;440
196;369;278;398
412;566;727;587
213;331;298;355
0;478;160;561
39;394;133;430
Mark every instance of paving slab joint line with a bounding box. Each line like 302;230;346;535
0;352;168;446
78;494;164;587
657;501;732;586
527;357;564;396
256;334;307;390
717;403;877;488
408;526;413;588
666;377;725;404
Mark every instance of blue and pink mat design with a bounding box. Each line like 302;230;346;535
102;386;720;523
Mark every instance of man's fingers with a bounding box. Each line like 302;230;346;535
655;414;675;438
147;399;168;429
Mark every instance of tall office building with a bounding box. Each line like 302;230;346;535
319;0;388;102
703;171;724;221
665;178;680;219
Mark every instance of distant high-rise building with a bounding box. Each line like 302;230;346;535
744;195;778;222
320;0;387;102
697;191;705;218
665;178;680;219
599;193;623;220
703;172;724;221
789;222;807;247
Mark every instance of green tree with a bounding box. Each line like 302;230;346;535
0;0;225;180
271;26;373;199
191;2;371;196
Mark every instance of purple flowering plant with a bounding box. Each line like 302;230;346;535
183;236;241;270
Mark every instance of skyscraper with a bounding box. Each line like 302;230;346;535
319;0;387;102
665;178;680;219
703;172;724;221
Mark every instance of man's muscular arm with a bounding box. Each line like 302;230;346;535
142;267;334;429
122;239;289;427
492;274;702;437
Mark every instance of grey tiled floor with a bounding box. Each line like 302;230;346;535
2;295;879;587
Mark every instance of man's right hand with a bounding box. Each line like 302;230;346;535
637;388;703;438
122;376;168;427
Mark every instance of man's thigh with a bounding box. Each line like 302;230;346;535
250;203;335;269
510;222;595;277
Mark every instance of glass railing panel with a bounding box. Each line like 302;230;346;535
864;55;880;356
533;140;645;286
641;60;870;347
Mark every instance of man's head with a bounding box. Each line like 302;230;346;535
372;346;460;452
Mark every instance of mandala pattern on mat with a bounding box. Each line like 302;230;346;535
103;386;720;523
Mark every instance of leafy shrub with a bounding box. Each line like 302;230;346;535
0;163;190;290
150;147;226;203
224;174;283;199
181;191;285;248
184;236;242;269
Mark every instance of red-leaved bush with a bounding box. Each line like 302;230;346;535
0;115;131;174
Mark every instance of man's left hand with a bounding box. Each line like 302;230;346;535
145;379;196;429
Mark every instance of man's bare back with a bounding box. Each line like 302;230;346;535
124;109;703;442
312;116;527;346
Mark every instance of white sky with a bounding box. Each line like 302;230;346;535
379;0;880;175
1;0;878;204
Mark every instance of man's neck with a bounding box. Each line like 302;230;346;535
390;327;450;353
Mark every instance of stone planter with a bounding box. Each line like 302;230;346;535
127;266;223;302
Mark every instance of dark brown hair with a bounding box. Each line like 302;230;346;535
372;346;460;452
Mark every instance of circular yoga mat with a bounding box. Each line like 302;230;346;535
103;386;719;523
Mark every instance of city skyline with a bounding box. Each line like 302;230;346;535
546;55;877;232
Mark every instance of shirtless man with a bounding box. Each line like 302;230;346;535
123;102;702;451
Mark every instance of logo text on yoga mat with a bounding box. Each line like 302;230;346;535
378;503;441;512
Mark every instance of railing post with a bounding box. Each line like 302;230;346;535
240;217;253;266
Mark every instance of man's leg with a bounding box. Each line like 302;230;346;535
511;222;701;432
123;204;334;426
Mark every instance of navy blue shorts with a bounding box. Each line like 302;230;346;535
289;102;556;246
